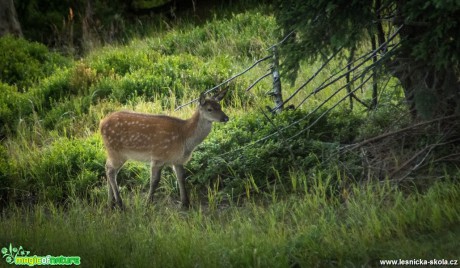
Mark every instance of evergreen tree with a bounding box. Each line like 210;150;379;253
274;0;460;119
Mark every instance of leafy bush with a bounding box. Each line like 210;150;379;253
42;96;92;131
358;105;410;139
8;136;106;203
88;46;157;76
31;68;74;112
87;47;232;104
188;109;363;194
5;134;156;204
0;35;70;90
0;83;33;137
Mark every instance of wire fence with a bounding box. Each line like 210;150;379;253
175;25;404;158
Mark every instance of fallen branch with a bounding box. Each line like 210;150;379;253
389;145;434;180
346;114;460;150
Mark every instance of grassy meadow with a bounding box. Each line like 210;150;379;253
1;3;459;267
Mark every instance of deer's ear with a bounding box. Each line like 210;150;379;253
199;92;207;106
213;87;228;102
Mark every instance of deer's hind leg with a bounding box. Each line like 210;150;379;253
147;161;164;204
105;157;125;209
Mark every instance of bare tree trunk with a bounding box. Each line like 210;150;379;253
0;0;22;37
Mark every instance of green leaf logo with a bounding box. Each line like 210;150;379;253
2;243;30;265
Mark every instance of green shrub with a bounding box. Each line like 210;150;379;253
0;35;70;90
358;104;411;139
43;96;92;131
30;62;98;115
6;134;155;204
31;68;73;112
188;109;364;195
69;62;99;96
88;49;232;104
88;46;157;76
10;136;106;203
90;76;118;101
0;83;33;137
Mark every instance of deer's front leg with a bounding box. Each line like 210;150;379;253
173;164;189;208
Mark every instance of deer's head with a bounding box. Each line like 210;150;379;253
198;88;229;123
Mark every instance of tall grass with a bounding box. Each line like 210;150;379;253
1;175;458;267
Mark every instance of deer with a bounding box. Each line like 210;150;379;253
99;88;229;209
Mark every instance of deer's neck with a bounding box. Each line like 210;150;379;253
184;110;212;152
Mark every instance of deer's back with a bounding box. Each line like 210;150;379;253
100;111;187;163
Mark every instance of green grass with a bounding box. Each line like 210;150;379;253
1;177;459;267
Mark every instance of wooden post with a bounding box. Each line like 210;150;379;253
270;46;283;113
